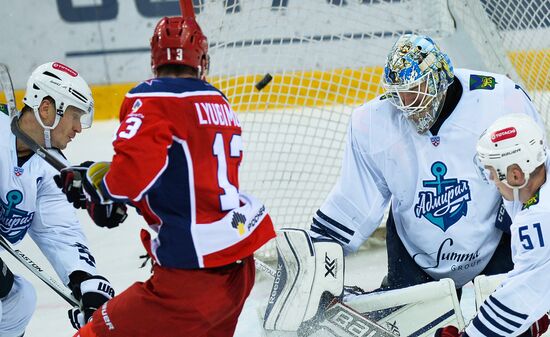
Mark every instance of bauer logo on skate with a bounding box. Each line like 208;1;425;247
415;162;471;232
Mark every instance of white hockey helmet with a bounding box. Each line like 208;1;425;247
23;62;94;131
476;113;547;185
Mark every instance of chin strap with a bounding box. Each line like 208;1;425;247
43;128;52;148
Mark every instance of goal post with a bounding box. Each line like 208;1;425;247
195;0;549;259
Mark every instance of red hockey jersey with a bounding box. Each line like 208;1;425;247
102;77;275;268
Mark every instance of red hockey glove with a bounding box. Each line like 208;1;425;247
57;162;128;228
82;162;128;228
54;161;94;209
435;326;465;337
86;199;128;229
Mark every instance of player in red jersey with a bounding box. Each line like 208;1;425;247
58;15;276;337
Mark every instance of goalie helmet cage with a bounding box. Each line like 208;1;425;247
194;0;549;260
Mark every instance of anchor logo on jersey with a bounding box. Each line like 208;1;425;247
0;190;35;243
414;162;471;232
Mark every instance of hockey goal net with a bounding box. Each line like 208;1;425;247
195;0;549;260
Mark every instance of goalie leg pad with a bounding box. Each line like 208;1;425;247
263;229;345;331
264;229;317;331
344;278;465;336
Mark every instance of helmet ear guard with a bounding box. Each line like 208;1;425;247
476;113;547;188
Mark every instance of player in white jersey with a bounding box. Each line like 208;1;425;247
0;62;114;336
436;114;550;336
309;34;545;292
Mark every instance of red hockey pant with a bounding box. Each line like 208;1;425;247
72;255;255;337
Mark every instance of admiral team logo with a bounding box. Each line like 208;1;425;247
414;162;471;232
231;212;247;236
0;190;35;243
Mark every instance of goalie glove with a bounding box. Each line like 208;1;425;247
68;273;115;329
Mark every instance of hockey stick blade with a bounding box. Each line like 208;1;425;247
0;235;78;306
0;63;18;118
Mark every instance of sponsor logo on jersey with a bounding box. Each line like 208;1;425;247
13;167;24;176
430;136;440;146
0;104;8;116
415;162;472;232
231;212;247;235
522;190;540;210
0;190;35;243
491;127;516;142
413;238;482;271
469;74;496;90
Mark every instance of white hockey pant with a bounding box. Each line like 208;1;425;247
0;275;37;337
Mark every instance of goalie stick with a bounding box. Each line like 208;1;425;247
0;63;79;307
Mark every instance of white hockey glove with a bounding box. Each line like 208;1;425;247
68;274;115;329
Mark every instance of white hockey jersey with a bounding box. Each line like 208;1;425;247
465;158;550;336
312;68;545;287
0;113;97;285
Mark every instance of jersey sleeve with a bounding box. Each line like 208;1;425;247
102;97;174;202
507;83;546;131
465;212;550;336
310;113;391;254
28;168;97;285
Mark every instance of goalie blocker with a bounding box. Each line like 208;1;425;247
263;229;465;337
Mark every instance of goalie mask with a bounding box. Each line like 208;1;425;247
476;113;547;197
150;16;209;79
23;62;94;147
383;34;454;134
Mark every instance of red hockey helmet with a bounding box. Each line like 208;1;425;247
150;16;209;75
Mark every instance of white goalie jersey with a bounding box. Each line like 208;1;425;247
312;68;545;288
0;113;97;285
465;158;550;336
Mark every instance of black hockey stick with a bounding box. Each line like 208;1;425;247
0;235;79;306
